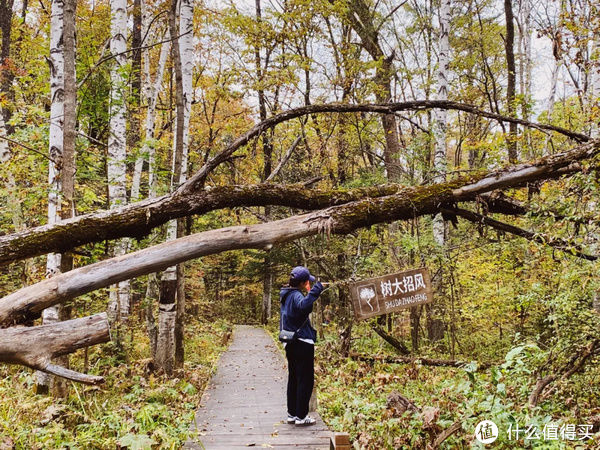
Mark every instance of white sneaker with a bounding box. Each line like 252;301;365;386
286;414;298;424
295;416;316;426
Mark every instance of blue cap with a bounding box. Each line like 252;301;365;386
290;266;316;283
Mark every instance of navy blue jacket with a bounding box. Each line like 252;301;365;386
279;281;323;342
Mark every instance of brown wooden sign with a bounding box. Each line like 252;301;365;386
349;268;433;320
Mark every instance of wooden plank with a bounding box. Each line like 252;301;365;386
185;326;333;449
349;267;433;320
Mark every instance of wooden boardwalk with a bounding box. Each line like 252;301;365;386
184;325;332;449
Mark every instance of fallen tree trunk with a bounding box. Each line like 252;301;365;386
0;313;109;384
350;352;496;370
0;139;598;326
0;139;596;268
0;183;404;267
0;102;590;267
528;340;599;407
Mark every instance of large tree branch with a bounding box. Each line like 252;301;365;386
0;313;109;384
0;184;405;266
0;140;594;267
0;139;598;326
447;207;598;261
179;100;589;193
0;103;588;266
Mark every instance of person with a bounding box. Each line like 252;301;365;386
279;265;324;426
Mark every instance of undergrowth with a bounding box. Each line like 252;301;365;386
0;317;232;449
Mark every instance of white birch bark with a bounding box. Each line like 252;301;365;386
138;3;170;351
107;0;130;320
432;0;450;246
590;34;600;139
134;38;170;201
37;0;65;391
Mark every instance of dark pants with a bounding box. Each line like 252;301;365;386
285;340;314;419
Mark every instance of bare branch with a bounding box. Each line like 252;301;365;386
180;101;590;193
0;313;109;384
447;207;597;261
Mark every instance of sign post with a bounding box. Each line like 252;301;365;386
349;268;433;320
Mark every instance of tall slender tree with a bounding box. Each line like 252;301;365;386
0;0;24;234
36;0;65;395
155;0;191;374
504;0;518;163
432;0;450;247
107;0;130;322
174;0;194;367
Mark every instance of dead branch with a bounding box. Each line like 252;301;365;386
447;207;598;261
371;325;411;354
0;139;599;326
528;340;599;407
180;100;590;193
432;420;462;449
0;313;109;384
350;352;496;370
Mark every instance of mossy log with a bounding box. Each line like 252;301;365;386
0;138;597;267
0;139;598;327
0;101;591;267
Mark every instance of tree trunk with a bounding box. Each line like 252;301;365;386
432;0;450;247
429;0;451;343
174;0;193;369
49;0;77;398
107;0;130;321
344;0;403;180
504;0;518;163
156;0;189;375
0;0;25;235
132;9;170;202
138;5;169;356
128;0;142;164
37;0;65;395
0;0;15;134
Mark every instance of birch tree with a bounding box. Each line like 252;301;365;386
136;5;171;354
432;0;450;247
131;0;170;202
36;0;65;395
175;0;194;367
107;0;130;321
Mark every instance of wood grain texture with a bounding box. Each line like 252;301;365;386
184;326;331;449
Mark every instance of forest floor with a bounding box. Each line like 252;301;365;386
1;315;598;449
0;316;232;449
268;320;600;449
